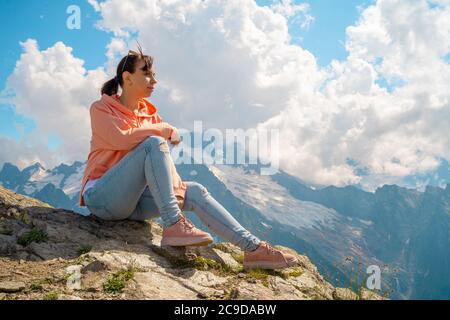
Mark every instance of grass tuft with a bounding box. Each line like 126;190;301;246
103;267;138;294
77;244;92;256
284;268;304;278
30;282;44;291
17;228;48;246
191;256;242;276
231;252;244;264
43;291;58;300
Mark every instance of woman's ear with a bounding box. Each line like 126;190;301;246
122;71;133;86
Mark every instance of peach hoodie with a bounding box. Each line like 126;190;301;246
79;93;187;207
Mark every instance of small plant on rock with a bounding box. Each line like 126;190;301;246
43;291;59;300
103;267;138;294
77;244;92;255
17;228;48;246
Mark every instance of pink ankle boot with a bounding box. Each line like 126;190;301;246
243;241;298;269
161;215;214;247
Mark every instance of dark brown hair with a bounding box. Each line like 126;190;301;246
101;44;153;96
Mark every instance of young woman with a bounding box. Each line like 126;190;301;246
79;47;298;270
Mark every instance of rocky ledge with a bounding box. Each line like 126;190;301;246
0;185;382;300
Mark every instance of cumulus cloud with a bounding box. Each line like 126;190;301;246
88;0;450;189
257;0;450;189
1;0;449;191
0;136;59;170
269;0;314;30
1;39;108;168
90;0;324;130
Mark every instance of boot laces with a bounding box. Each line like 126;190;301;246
179;215;195;232
262;242;288;264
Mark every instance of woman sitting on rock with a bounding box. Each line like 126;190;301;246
79;45;297;270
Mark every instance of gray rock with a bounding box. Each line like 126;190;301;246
333;287;359;300
57;294;83;300
0;281;26;293
81;260;107;273
0;222;13;236
65;265;83;291
0;234;17;255
0;185;384;300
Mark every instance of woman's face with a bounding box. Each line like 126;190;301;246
123;59;157;98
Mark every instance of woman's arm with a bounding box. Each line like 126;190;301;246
90;104;174;150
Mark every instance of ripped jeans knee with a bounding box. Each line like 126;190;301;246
141;135;169;153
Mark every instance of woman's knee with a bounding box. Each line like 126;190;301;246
186;181;209;197
141;135;168;151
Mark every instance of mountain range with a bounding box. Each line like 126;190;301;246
1;160;449;299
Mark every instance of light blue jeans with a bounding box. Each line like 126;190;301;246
83;135;260;251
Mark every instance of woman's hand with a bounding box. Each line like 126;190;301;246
169;127;181;145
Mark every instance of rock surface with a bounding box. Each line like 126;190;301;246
0;280;26;293
0;185;383;300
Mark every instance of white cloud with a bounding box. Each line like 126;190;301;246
269;0;314;30
88;0;101;12
0;136;58;170
1;0;449;191
2;39;108;168
90;0;325;130
257;0;450;189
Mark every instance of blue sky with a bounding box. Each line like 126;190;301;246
258;0;375;65
0;0;110;148
0;0;373;147
0;0;447;190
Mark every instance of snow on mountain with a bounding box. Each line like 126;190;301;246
24;171;65;195
61;164;85;197
27;164;47;181
2;160;450;299
207;165;339;230
0;161;88;215
12;162;86;199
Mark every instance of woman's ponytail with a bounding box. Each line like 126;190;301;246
101;76;119;96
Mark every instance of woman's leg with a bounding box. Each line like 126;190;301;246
126;181;261;251
83;135;181;227
125;180;298;269
182;181;261;252
127;186;160;221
